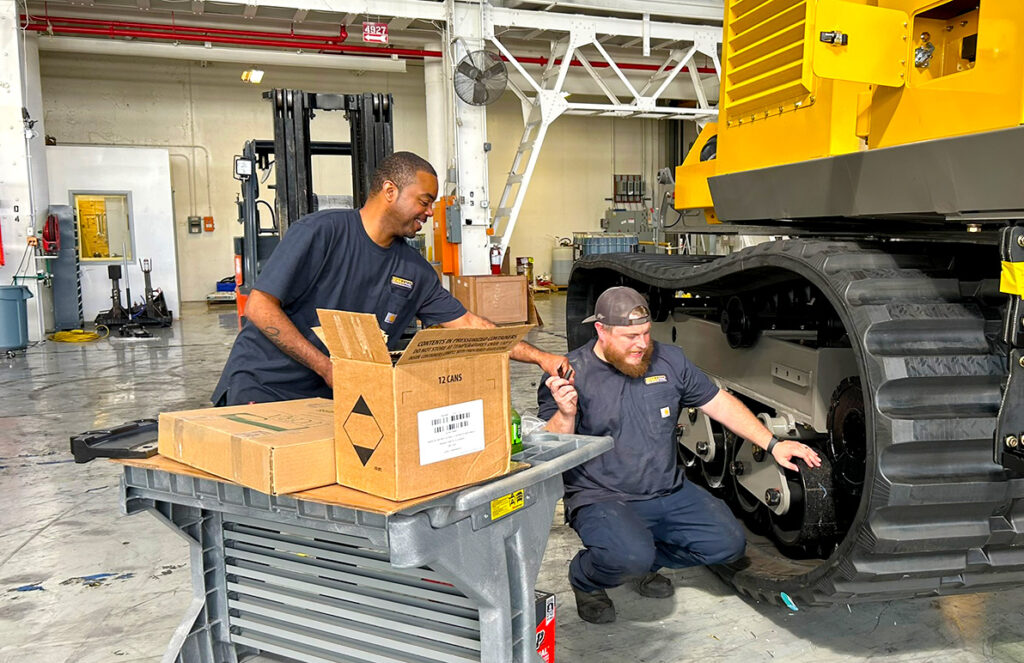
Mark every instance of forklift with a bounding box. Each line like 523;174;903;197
231;89;394;320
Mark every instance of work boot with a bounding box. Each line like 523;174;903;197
571;585;616;624
632;572;674;599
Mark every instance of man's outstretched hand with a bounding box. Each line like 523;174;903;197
771;440;821;472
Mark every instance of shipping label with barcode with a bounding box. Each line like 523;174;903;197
417;399;486;466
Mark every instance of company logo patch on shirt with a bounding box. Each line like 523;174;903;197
660;407;671;418
385;312;397;324
391;275;414;289
645;375;668;385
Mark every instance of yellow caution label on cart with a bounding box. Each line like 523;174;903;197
490;489;525;521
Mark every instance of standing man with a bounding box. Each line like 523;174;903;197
214;151;565;405
539;286;821;624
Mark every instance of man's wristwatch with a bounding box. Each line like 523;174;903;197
766;436;781;454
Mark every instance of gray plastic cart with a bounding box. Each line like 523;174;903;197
120;432;612;663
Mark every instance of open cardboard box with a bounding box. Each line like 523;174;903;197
316;309;531;500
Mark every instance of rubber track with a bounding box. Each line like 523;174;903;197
567;240;1024;605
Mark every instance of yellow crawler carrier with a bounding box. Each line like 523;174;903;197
567;1;1024;605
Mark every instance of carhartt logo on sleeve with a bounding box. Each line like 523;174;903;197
391;275;414;289
645;375;667;385
660;407;671;418
385;312;397;324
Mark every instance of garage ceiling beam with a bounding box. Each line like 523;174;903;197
497;0;722;22
388;16;413;30
194;0;447;22
488;6;721;43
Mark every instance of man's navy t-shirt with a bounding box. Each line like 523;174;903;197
537;338;719;516
212;209;466;405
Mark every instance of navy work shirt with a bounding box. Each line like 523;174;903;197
537;338;719;516
213;209;466;405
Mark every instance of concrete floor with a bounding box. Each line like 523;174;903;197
3;294;1024;663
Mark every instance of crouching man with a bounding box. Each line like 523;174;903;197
539;286;821;624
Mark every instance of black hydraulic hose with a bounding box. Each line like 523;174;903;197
256;199;277;231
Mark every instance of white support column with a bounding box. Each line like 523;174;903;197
0;6;50;341
451;0;492;276
423;39;448;265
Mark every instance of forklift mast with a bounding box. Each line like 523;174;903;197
233;90;394;314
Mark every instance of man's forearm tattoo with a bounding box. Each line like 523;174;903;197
261;324;315;371
262;325;286;350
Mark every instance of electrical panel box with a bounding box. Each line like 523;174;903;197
613;174;645;204
445;202;462;243
188;216;202;234
602;209;647;233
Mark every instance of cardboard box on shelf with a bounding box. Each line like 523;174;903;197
157;398;336;495
317;309;531;501
451;274;528;324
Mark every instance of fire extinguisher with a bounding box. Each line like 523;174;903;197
490;245;503;275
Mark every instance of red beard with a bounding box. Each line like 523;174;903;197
603;342;653;378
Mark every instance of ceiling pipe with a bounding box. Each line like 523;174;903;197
35;35;408;73
30;14;350;43
22;15;716;73
23;22;443;58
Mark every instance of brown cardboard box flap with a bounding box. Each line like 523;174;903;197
396;324;533;366
317;309;391;364
311;325;327;346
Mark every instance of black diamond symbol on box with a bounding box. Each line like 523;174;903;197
343;396;383;466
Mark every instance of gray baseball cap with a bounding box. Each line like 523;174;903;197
582;286;651;326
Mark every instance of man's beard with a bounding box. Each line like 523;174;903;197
604;342;653;378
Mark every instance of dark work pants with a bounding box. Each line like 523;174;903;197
568;480;746;593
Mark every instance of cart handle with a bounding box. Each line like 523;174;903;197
453;434;613;511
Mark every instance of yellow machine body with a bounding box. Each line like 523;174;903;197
676;0;1024;216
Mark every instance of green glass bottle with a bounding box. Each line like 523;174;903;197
510;406;523;455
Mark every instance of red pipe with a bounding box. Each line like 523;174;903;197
28;14;348;43
23;15;716;73
24;23;442;57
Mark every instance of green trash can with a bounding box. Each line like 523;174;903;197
0;285;33;351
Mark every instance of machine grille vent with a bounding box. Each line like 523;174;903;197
222;515;483;662
724;0;812;119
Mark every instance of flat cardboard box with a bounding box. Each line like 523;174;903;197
157;398;336;495
317;309;531;500
451;274;528;324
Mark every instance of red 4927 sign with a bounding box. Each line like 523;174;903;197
362;22;389;44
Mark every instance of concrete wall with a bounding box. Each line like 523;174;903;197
39;51;666;301
39;52;428;304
